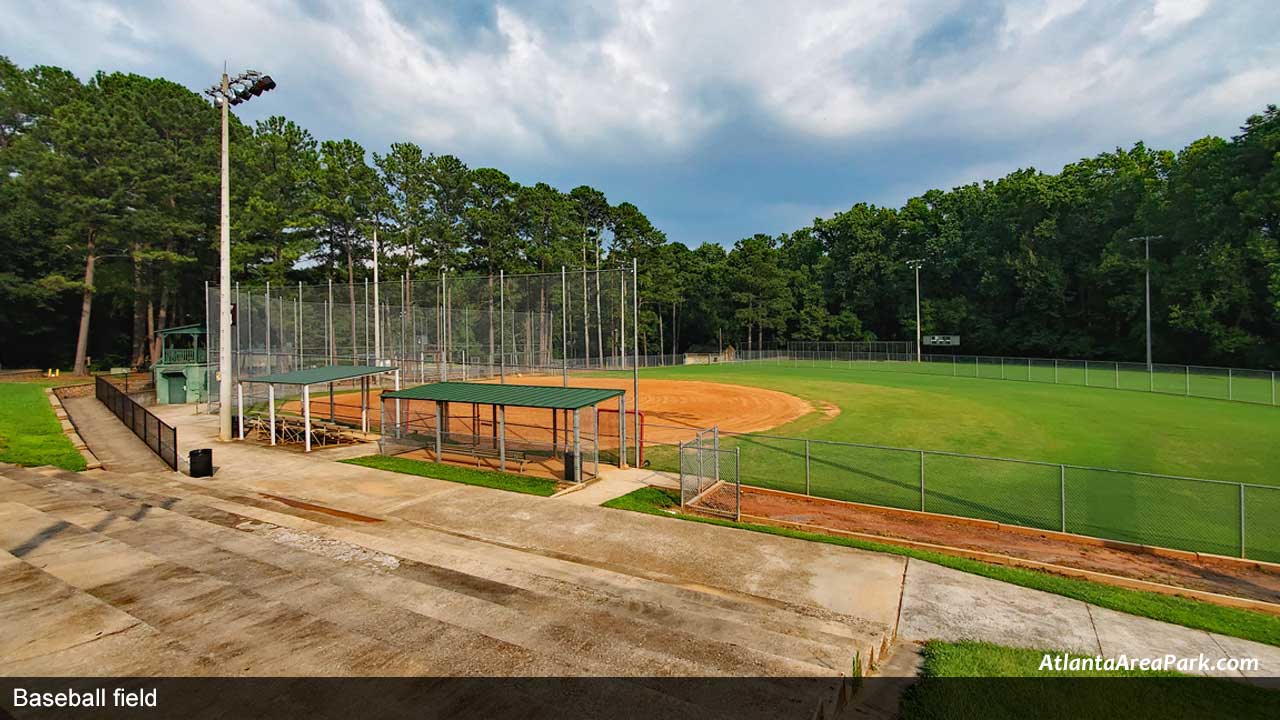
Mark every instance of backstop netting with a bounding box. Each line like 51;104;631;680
207;267;633;411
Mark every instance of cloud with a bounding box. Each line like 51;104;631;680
0;0;1276;244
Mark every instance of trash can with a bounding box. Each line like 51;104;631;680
189;448;213;478
563;451;578;483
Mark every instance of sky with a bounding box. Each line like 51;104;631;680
2;0;1277;247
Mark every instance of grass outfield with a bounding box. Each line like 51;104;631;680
900;641;1280;718
0;383;85;471
610;363;1280;560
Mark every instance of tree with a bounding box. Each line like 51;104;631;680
314;138;379;357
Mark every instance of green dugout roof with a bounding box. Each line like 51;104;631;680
243;365;396;386
382;381;624;410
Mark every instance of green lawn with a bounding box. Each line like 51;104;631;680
613;363;1280;560
341;454;559;496
900;641;1280;719
0;383;85;471
602;487;1280;647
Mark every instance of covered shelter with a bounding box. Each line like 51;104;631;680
237;365;397;451
379;382;627;483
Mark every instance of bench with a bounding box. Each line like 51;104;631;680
438;442;527;472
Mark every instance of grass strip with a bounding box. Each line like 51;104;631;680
602;487;1280;647
0;383;85;471
341;454;559;496
900;640;1279;718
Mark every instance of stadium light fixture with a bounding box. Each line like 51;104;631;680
906;259;925;362
1126;235;1163;371
204;67;278;442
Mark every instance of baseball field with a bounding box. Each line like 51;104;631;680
618;361;1280;561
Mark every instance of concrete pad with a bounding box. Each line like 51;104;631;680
554;475;646;506
0;554;142;664
897;559;1101;655
1209;633;1280;683
1089;605;1239;677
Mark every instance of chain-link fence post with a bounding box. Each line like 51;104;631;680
678;440;686;509
735;447;742;522
919;450;926;511
1060;465;1066;532
713;426;720;483
1240;482;1246;559
697;430;705;497
805;439;811;495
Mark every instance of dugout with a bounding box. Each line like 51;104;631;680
236;364;398;452
379;382;628;483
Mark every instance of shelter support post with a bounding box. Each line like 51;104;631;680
618;394;628;469
573;409;581;484
498;405;506;471
435;401;443;461
268;384;276;446
237;383;244;440
303;384;312;452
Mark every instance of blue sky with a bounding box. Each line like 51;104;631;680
3;0;1277;246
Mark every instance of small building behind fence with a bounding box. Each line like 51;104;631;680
683;344;735;365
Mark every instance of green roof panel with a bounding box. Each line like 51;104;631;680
244;365;396;386
382;381;624;410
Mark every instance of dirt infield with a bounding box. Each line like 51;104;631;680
280;376;813;447
490;375;812;442
696;485;1280;604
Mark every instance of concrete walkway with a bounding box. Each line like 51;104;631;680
61;396;174;475
180;407;1280;681
898;559;1278;682
12;402;1280;684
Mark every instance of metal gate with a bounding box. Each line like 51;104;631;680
679;427;740;520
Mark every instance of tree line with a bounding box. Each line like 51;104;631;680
1;57;1277;372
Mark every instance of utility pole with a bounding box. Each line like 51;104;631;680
907;259;925;362
205;69;276;441
1127;235;1162;370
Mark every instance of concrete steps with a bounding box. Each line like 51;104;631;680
0;463;874;714
72;466;880;661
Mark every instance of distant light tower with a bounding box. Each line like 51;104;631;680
205;69;277;442
906;259;925;362
1126;235;1163;371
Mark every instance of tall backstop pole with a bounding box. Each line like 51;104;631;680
499;269;505;384
632;258;640;467
372;221;381;365
561;266;569;386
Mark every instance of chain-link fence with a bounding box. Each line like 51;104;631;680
206;267;636;411
684;428;1279;562
755;347;1279;408
679;428;741;520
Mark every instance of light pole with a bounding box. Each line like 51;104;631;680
1127;235;1162;371
205;69;276;441
907;259;925;362
372;214;381;365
